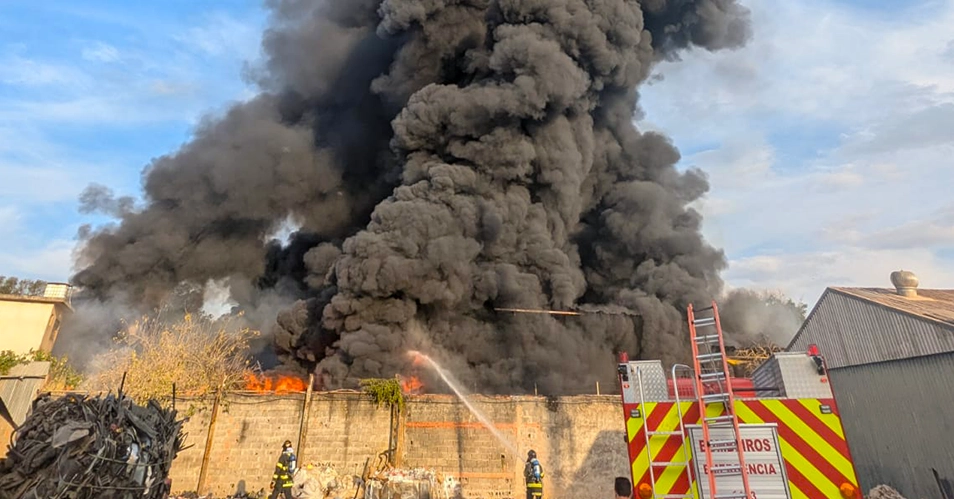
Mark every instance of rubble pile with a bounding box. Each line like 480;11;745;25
867;485;908;499
365;468;461;499
292;463;346;499
0;393;185;499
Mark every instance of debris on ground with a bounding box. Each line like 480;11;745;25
0;392;185;499
364;468;462;499
867;485;908;499
293;463;345;498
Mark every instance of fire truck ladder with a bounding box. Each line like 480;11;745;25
635;365;693;499
688;301;753;499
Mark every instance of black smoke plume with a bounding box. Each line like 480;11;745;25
71;0;753;394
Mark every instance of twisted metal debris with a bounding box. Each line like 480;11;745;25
0;393;185;499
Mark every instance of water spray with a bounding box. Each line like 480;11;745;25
407;350;523;460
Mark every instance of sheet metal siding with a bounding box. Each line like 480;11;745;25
751;356;782;397
829;353;954;499
0;361;49;425
790;292;954;369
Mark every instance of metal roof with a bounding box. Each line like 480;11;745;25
0;361;50;425
788;288;954;369
830;287;954;326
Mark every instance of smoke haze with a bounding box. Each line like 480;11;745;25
70;0;757;394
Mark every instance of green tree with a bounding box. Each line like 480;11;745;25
0;349;83;389
0;276;48;296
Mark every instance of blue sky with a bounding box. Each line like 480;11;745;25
2;0;953;307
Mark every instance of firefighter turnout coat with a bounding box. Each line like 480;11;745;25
272;449;297;488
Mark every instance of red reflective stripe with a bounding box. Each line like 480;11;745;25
670;403;701;495
633;403;676;487
628;403;673;461
635;402;701;494
781;399;851;462
777;454;827;499
746;402;852;489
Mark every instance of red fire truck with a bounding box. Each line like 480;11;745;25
616;302;863;499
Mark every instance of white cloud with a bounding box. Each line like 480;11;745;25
175;12;261;59
727;247;954;306
638;0;954;308
0;206;21;232
0;8;266;280
0;53;87;86
80;42;119;63
0;239;75;281
0;126;117;203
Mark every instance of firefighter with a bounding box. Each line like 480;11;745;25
268;440;297;499
524;450;544;499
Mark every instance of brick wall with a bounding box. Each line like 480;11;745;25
168;393;628;499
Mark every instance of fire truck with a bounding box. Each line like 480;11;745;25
616;301;863;499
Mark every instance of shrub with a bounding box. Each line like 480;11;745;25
82;312;259;410
360;378;406;411
0;349;83;390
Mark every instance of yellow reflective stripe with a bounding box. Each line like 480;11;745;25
652;402;692;493
526;483;543;489
626;412;643;442
735;403;833;498
798;398;844;439
683;403;729;496
628;402;651;488
761;400;856;483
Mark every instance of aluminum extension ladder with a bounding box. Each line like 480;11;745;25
635;364;693;499
688;301;753;499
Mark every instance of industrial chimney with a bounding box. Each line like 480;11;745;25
890;270;919;297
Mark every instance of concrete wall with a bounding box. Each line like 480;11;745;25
0;298;60;354
168;393;628;499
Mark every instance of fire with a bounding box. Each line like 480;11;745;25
399;375;424;394
244;372;308;393
407;350;427;367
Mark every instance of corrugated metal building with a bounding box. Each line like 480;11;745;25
788;271;954;499
0;361;50;458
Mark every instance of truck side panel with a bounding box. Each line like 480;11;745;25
623;399;861;499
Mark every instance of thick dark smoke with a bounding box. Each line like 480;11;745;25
71;0;753;394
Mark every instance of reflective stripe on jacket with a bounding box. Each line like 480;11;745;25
272;451;297;485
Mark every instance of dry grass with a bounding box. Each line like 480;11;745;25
82;312;259;408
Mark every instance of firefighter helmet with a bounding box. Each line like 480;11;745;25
527;450;536;459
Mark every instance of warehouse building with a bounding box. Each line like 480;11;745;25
788;270;954;499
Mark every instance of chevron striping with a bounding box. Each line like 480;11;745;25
741;401;842;499
623;398;859;499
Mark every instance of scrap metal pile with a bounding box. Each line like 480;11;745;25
0;393;185;499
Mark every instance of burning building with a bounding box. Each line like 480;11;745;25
69;0;755;395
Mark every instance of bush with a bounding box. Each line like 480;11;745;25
360;378;406;411
82;312;259;410
0;349;83;390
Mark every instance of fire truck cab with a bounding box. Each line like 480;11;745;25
616;347;863;499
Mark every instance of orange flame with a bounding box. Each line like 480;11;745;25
408;350;427;367
399;375;424;394
244;372;308;393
